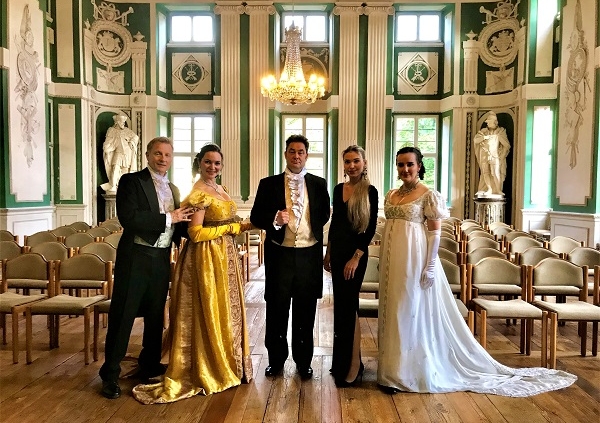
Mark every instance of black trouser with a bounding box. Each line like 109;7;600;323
99;244;170;383
264;243;322;370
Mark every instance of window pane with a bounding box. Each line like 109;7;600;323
173;116;192;129
194;116;213;129
306;158;324;177
173;140;191;152
192;16;213;42
531;106;553;206
305;16;326;42
173;129;191;142
171;16;192;42
308;141;323;154
172;156;194;198
422;157;436;189
306;117;324;131
396;15;417;41
419;15;440;41
418;141;436;154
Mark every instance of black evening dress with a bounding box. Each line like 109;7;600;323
328;183;378;383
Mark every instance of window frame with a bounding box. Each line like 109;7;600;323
280;12;329;44
394;12;442;45
281;114;328;179
392;115;440;190
168;13;215;45
170;114;215;197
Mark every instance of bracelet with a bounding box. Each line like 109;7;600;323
353;252;362;260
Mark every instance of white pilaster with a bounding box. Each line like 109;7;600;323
215;3;245;202
333;3;364;181
364;5;394;200
246;3;276;202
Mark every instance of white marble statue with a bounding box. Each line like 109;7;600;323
473;112;511;197
101;114;139;193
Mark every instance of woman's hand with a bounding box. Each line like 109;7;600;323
323;252;331;272
343;257;359;280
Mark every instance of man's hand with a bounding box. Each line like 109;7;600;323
275;209;290;226
170;207;194;223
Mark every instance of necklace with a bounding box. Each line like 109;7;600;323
396;181;419;203
201;178;219;191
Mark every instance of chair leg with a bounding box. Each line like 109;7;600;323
550;312;558;369
1;313;6;345
11;308;20;364
84;308;90;365
467;311;474;334
480;309;487;349
592;321;598;356
519;318;526;354
93;308;99;362
525;318;532;356
26;308;32;364
580;321;587;357
541;311;548;368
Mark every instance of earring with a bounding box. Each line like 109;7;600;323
343;172;348;181
363;167;368;179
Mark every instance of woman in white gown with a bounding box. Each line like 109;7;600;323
377;146;576;397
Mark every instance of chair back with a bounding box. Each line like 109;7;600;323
64;232;95;249
466;230;495;241
530;257;586;299
368;244;380;257
566;246;600;268
465;237;500;252
490;225;513;240
439;237;461;253
56;254;113;296
30;241;71;261
87;226;113;239
545;236;585;254
488;221;511;231
79;242;117;264
0;241;23;260
2;253;54;294
363;256;379;283
68;221;91;232
0;230;17;242
516;246;559;266
460;221;481;231
443;216;461;224
503;230;533;243
466;247;507;264
506;236;543;254
467;257;523;287
99;221;122;232
440;258;467;301
462;226;485;236
103;232;122;248
51;226;77;238
24;231;58;247
438;247;459;264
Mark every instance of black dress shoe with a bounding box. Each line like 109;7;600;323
298;366;313;380
129;363;167;382
265;365;283;377
101;381;121;399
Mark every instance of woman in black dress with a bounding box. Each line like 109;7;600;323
323;145;378;386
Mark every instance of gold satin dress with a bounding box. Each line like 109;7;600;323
133;189;253;404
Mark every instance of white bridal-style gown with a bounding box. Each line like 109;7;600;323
377;190;577;397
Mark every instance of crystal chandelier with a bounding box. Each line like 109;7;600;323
261;23;325;105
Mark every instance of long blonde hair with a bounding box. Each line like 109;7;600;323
343;145;371;233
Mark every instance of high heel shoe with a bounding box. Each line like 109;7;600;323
377;384;401;394
335;362;364;387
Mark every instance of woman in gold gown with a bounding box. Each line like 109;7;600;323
133;144;253;404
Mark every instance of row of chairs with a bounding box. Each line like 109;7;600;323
0;253;113;364
1;238;119;265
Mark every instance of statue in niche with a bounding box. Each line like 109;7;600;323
473;112;511;197
101;114;139;193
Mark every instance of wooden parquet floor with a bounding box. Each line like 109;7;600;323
1;249;598;423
